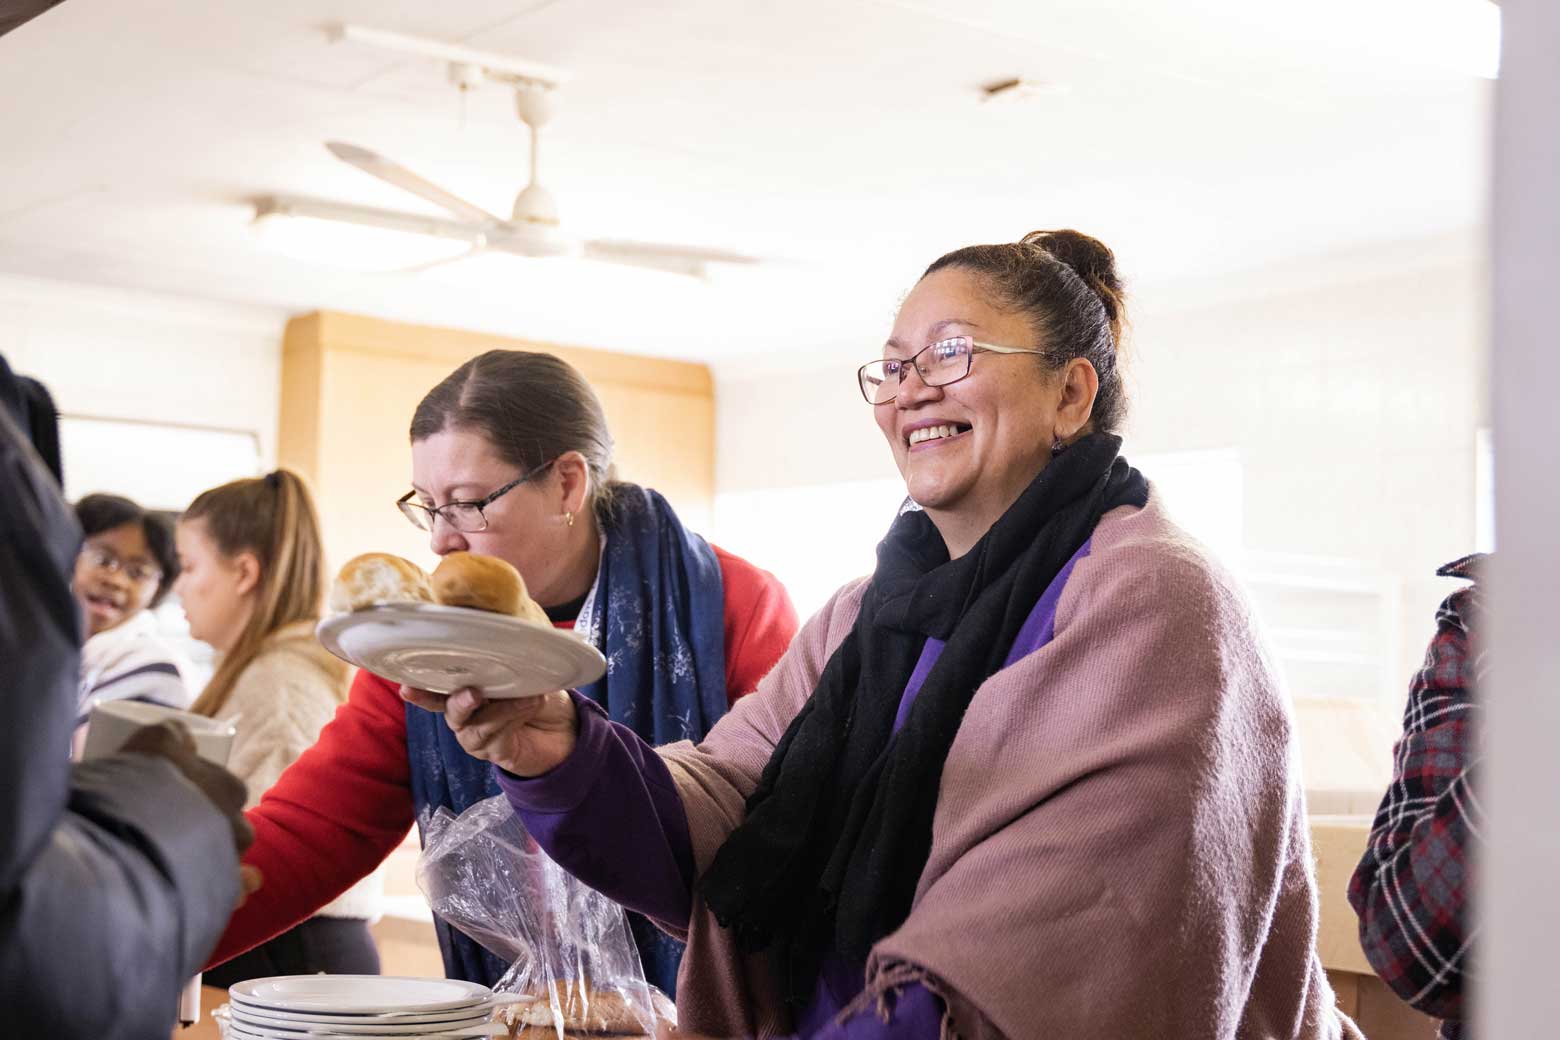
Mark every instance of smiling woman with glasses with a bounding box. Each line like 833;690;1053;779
71;493;193;728
430;230;1361;1040
209;349;799;998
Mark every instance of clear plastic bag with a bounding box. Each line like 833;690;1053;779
417;795;672;1039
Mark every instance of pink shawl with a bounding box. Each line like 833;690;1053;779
660;494;1361;1039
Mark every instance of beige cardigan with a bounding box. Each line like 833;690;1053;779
660;493;1361;1039
214;623;382;922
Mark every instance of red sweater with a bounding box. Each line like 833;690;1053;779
209;546;797;967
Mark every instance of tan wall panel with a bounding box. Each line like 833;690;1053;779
594;380;715;521
316;347;454;574
277;315;325;486
311;310;711;395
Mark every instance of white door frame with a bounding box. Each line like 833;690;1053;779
1484;1;1560;1034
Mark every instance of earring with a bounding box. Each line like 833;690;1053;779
1050;437;1069;458
564;510;575;528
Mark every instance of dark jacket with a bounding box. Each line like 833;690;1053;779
0;356;240;1038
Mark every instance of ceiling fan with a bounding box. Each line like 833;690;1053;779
257;29;758;278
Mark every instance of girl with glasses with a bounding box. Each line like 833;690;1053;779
208;351;799;997
436;231;1359;1038
72;493;193;733
173;470;383;986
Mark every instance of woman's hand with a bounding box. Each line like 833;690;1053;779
400;685;580;777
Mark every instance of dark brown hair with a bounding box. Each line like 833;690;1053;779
923;228;1128;434
409;350;620;516
74;493;179;606
183;469;342;717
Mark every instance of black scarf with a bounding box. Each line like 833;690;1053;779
699;433;1148;1007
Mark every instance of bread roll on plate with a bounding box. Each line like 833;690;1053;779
317;550;601;699
431;551;550;626
329;553;433;613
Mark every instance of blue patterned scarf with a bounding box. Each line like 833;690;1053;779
406;484;727;996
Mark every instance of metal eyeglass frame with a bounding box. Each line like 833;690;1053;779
81;544;163;586
857;336;1050;404
396;457;557;533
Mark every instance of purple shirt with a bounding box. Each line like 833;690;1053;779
497;540;1091;1038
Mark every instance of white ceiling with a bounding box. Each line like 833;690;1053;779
0;0;1492;364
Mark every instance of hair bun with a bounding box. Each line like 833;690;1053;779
1021;229;1124;337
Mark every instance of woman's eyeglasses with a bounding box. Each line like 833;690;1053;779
397;458;557;534
857;336;1049;405
81;545;162;586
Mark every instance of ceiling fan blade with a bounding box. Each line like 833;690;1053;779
582;238;762;277
325;141;503;227
392;243;488;275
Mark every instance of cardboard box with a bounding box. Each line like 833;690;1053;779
1311;815;1441;1039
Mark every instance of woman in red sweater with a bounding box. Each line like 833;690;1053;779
208;350;798;995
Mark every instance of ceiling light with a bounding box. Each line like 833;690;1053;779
251;196;477;272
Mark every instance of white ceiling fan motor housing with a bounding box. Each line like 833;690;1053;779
511;80;562;226
510;182;561;226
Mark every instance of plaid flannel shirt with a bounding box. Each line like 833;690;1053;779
1348;554;1485;1040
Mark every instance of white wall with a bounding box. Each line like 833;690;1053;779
0;273;287;506
710;350;904;618
1128;237;1488;696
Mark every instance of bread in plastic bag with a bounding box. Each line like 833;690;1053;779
416;794;673;1039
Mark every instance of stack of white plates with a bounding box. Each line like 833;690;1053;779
223;976;500;1040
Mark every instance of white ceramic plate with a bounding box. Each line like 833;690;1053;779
225;1024;491;1040
230;1005;491;1033
316;604;605;699
228;975;492;1015
227;1004;488;1028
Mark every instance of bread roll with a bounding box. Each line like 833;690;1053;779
330;553;433;613
496;980;652;1035
431;551;550;625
